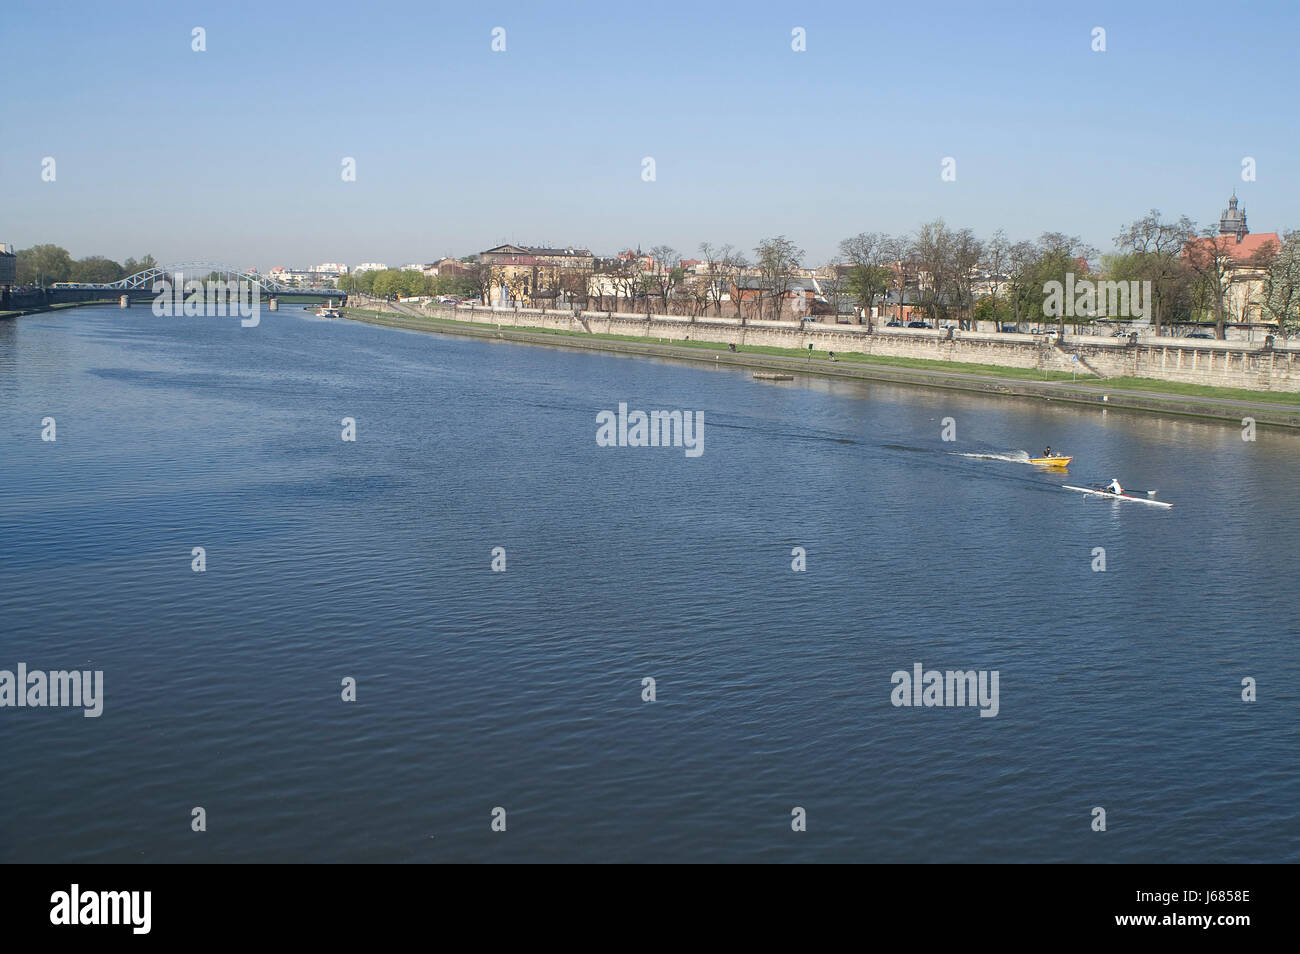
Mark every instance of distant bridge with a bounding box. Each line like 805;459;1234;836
93;262;344;298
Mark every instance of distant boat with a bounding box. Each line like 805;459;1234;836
753;372;794;381
1028;454;1073;468
316;301;341;319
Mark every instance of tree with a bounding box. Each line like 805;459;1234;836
725;249;750;318
1183;228;1238;339
1113;210;1195;334
400;269;426;298
818;266;847;320
973;294;1004;326
121;254;157;279
845;264;891;326
468;261;493;303
647;245;681;314
15;244;73;285
838;232;891;328
1034;232;1097;335
754;235;804;321
612;252;644;311
70;256;124;284
699;243;748;317
981;230;1010;304
949;228;984;329
1253;231;1300;338
682;274;711;317
912;220;956;326
881;235;915;324
1003;240;1039;327
372;269;402;298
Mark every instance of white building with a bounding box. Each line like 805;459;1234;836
353;262;388;273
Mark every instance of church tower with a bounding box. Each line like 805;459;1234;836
1219;193;1249;242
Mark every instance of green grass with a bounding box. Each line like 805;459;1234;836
347;308;1300;408
1096;377;1300;406
393;313;1082;380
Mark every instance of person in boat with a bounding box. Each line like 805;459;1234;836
1105;478;1124;495
1043;446;1052;458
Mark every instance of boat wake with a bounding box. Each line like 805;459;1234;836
952;450;1032;464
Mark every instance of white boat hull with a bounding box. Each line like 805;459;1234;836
1062;485;1172;508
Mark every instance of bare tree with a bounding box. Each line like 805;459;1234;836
1004;240;1039;328
913;220;957;326
882;234;916;324
754;236;804;321
613;252;644;312
949;227;984;329
1114;210;1196;335
647;245;681;314
818;265;846;321
838;232;891;328
1184;228;1239;339
682;273;711;317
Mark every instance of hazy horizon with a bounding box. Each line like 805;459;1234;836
4;0;1297;271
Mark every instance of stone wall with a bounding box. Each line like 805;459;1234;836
357;297;1300;393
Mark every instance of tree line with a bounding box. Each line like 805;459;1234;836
335;268;479;299
10;245;158;285
829;213;1300;338
589;214;1300;337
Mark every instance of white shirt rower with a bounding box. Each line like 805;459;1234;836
1106;478;1124;495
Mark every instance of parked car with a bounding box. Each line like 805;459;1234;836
1111;330;1128;338
1188;332;1213;339
907;321;931;329
885;320;902;327
1000;324;1021;333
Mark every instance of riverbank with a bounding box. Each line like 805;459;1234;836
0;298;121;319
342;306;1300;428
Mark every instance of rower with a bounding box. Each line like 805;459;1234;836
1105;477;1124;495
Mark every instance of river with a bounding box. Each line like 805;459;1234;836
1;303;1296;862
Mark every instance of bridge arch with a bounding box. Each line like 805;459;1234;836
105;263;337;296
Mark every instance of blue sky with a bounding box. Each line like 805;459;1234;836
3;0;1298;270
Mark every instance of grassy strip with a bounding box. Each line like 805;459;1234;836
348;308;1300;408
376;312;1081;381
1095;376;1300;406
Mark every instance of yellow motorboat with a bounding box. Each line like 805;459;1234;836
1028;455;1072;468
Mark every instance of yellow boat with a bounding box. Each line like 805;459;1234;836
1029;455;1072;467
